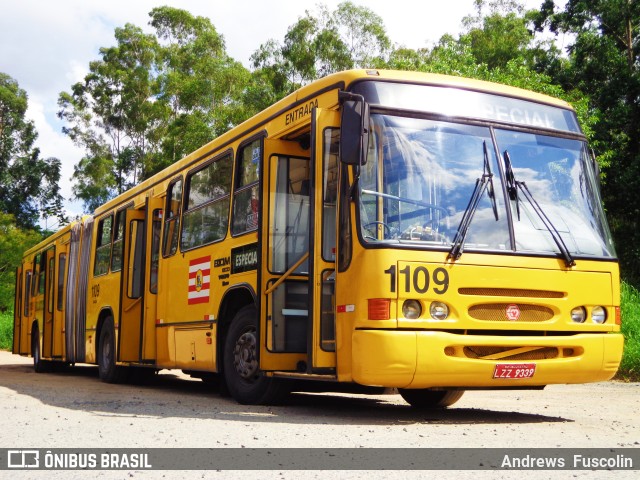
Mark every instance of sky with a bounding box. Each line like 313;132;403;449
0;0;548;227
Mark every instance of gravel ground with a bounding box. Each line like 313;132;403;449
0;350;638;479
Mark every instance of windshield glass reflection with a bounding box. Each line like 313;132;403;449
359;114;616;259
495;130;615;257
360;115;510;250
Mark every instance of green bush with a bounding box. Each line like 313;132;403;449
618;281;640;381
0;311;13;351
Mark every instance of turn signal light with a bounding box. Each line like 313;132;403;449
615;307;621;325
368;298;391;320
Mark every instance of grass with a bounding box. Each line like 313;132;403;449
0;311;13;351
0;283;639;380
618;281;640;381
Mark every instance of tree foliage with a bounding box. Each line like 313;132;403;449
0;73;65;228
533;0;640;285
0;212;41;312
58;7;250;212
251;1;390;98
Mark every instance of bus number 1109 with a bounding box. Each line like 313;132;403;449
383;265;449;295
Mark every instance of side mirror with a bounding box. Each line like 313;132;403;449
339;93;369;166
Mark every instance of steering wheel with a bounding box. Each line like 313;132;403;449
363;221;392;240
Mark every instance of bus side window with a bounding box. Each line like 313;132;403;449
48;255;55;313
181;154;232;250
94;214;113;276
57;253;66;311
111;209;126;271
24;270;32;317
150;209;162;294
232;138;261;235
163;178;182;257
39;254;46;295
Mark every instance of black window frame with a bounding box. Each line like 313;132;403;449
94;214;113;277
180;151;233;252
110;206;129;272
162;176;183;258
232;136;263;236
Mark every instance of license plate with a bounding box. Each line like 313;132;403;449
493;363;536;379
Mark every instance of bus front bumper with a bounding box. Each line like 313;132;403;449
351;329;624;389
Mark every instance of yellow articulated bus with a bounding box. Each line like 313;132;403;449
14;70;623;407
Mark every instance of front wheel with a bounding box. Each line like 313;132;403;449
223;305;289;405
398;388;464;408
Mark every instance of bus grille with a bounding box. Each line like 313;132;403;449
462;346;559;360
459;288;564;298
469;304;554;322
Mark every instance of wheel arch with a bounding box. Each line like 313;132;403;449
94;307;115;361
216;284;257;371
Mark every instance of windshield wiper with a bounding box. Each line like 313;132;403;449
503;150;576;267
448;141;499;260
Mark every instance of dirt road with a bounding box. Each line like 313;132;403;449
0;350;638;479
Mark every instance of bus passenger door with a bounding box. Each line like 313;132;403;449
309;109;340;370
260;138;311;372
19;263;33;355
119;208;146;363
42;247;56;358
13;266;22;354
53;244;68;357
142;197;163;362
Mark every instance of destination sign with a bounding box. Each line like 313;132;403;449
231;243;259;274
354;81;581;133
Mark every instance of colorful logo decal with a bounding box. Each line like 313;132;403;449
506;304;521;321
188;256;211;305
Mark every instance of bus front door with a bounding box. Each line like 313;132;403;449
261;138;311;372
308;108;340;371
260;109;340;374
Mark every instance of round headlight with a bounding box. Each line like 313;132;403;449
592;306;607;324
430;301;449;320
571;306;587;323
402;300;422;319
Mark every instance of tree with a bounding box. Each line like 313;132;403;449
150;6;251;172
460;0;559;71
383;2;595;133
58;24;158;211
250;1;390;98
534;0;640;285
58;7;251;212
0;213;41;312
0;73;64;229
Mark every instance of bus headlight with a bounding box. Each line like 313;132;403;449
591;306;607;324
430;301;449;320
402;300;422;319
571;306;586;323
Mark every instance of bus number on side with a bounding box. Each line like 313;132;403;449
383;264;449;295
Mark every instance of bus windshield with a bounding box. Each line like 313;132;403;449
359;113;616;259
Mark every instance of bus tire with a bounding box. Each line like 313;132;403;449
398;388;464;408
223;305;289;405
98;317;127;383
31;325;49;373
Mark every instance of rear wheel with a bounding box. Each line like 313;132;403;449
98;317;127;383
32;325;49;373
398;388;464;408
223;305;289;405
